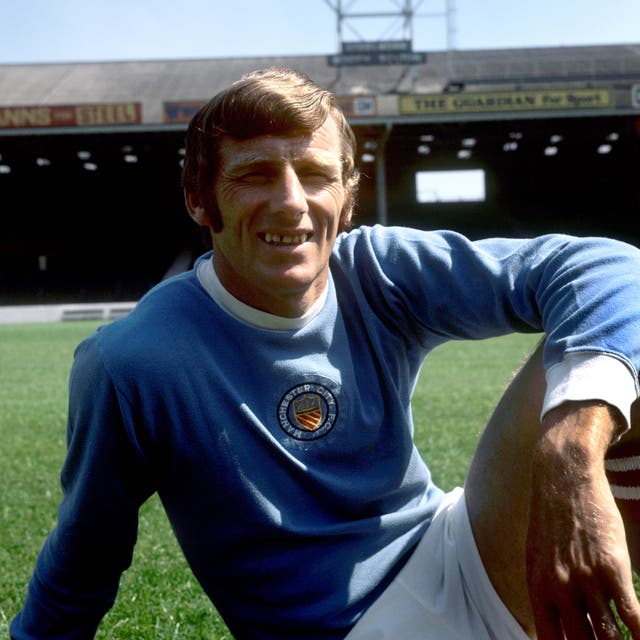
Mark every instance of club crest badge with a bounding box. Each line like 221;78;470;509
278;381;339;440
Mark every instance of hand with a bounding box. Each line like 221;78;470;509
526;401;640;639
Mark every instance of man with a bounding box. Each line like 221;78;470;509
11;67;640;639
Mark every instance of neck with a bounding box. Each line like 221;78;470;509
212;254;328;318
197;258;329;330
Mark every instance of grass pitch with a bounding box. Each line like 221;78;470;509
0;321;540;638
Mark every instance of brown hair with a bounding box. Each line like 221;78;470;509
182;67;359;232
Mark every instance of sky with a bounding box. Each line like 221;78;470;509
0;0;639;65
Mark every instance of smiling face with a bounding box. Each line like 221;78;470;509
193;117;349;318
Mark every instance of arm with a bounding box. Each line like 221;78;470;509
10;335;154;639
343;227;640;634
527;400;640;639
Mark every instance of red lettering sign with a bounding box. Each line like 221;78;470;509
0;103;143;129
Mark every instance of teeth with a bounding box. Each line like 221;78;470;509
264;233;308;244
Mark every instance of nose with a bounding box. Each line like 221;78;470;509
271;165;308;216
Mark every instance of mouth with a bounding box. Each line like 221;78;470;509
260;231;313;246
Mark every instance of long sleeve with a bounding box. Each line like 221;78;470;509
333;227;640;419
10;336;155;639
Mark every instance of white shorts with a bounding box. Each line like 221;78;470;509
344;488;529;640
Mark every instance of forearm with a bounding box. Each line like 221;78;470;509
10;548;119;639
538;400;623;465
527;400;640;638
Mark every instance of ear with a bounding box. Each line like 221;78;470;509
342;205;353;230
184;189;210;226
339;196;354;232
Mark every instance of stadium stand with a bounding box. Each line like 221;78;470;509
1;45;639;307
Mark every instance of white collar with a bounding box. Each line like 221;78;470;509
196;258;328;331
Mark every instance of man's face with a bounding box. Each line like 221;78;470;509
210;118;349;317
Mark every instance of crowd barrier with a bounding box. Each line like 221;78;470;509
0;302;137;324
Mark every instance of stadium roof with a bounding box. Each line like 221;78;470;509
1;44;639;126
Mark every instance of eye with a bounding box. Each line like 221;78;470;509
237;168;274;184
241;172;268;183
297;166;338;185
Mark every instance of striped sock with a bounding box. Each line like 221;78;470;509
605;454;640;501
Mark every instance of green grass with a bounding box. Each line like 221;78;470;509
1;322;542;638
